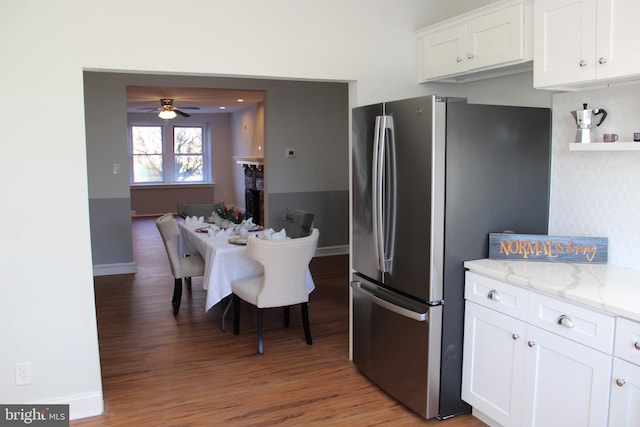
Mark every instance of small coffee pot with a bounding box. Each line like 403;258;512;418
571;103;607;143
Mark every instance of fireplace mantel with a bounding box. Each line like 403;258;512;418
234;156;263;167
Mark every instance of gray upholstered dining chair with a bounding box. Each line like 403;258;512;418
155;213;205;315
282;207;314;238
176;202;224;219
232;228;320;354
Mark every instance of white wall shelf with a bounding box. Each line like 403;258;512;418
233;156;264;166
569;142;640;151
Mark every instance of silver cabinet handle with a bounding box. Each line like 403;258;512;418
512;333;520;340
456;57;463;63
557;315;574;328
634;341;640;350
616;379;626;387
579;60;588;68
487;289;501;302
528;340;536;348
599;57;607;64
467;53;474;60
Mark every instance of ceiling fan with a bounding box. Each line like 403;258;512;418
135;98;200;119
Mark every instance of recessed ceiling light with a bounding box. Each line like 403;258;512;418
219;106;226;110
237;98;245;102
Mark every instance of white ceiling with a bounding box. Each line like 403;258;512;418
126;86;265;114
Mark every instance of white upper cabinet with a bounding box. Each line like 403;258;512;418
467;4;525;70
417;1;532;83
534;0;640;89
418;24;467;81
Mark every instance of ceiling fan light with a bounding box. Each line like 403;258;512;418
158;110;177;120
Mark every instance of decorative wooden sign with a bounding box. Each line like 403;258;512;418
489;233;608;263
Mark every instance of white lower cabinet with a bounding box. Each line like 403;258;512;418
522;325;612;427
463;271;615;427
609;317;640;426
462;301;525;427
609;358;640;426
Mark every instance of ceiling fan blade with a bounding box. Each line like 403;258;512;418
132;107;160;111
175;109;191;117
176;106;200;110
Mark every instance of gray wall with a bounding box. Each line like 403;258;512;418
84;73;135;273
84;72;349;271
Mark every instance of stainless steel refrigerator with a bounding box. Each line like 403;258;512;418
351;95;550;419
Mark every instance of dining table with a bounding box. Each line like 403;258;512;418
178;220;315;313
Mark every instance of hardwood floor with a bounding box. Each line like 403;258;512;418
72;217;486;426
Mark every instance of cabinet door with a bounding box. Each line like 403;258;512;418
466;3;525;71
595;0;640;79
609;358;640;427
533;0;597;87
462;302;525;427
418;24;466;81
522;325;612;427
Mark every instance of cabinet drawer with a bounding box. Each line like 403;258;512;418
527;292;615;354
465;271;528;319
614;317;640;366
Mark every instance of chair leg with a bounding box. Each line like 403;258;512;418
233;295;240;335
301;302;312;345
185;255;193;291
172;278;182;315
221;296;233;332
284;306;290;328
257;308;264;354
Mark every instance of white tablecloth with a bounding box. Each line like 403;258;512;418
179;222;315;312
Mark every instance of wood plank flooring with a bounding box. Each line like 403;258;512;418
72;217;486;426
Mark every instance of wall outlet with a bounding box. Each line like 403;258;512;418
16;362;32;385
285;148;296;158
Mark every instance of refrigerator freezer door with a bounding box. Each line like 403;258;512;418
352;274;442;419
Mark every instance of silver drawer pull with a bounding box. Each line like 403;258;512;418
487;290;501;302
512;333;520;340
528;340;536;348
557;315;574;328
616;379;626;387
579;60;587;67
634;342;640;351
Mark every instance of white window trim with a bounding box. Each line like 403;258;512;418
128;120;212;184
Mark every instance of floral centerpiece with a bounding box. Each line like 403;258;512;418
214;205;244;224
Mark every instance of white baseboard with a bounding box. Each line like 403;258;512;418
46;391;104;420
315;245;349;257
92;262;136;276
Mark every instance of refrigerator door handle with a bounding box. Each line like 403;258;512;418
352;281;426;322
372;115;397;273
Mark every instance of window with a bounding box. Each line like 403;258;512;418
174;126;203;182
129;123;210;184
131;126;163;182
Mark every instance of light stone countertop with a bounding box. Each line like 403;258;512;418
464;258;640;322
